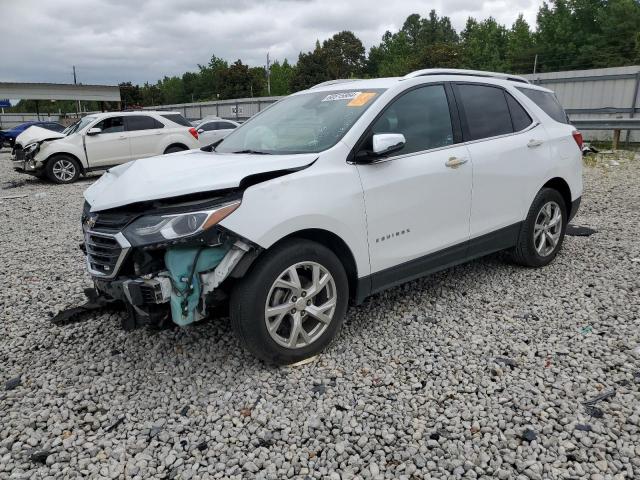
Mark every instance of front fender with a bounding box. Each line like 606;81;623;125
219;154;370;277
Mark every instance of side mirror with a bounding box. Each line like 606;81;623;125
86;127;102;136
197;128;204;134
372;133;406;156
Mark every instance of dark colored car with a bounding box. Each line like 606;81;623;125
0;121;66;148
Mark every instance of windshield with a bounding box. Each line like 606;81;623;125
64;116;97;135
216;89;386;154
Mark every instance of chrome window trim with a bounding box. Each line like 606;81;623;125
352;121;540;165
462;121;540;147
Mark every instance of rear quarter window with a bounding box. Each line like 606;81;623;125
517;87;568;124
161;113;191;127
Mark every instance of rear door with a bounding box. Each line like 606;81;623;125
84;116;130;167
125;115;165;159
453;83;550;250
196;121;218;145
356;83;473;283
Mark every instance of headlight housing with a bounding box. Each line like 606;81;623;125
23;142;40;157
123;200;241;246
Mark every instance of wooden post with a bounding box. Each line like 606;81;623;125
612;129;621;150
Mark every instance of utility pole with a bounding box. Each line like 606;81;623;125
73;66;81;117
266;52;271;96
533;54;538;75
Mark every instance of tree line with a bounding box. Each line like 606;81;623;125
11;0;640;113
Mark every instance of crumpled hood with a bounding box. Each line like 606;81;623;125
84;149;317;212
15;126;66;147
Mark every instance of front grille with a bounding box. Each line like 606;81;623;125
92;211;136;233
84;231;130;279
14;146;24;161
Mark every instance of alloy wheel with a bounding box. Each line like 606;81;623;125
52;159;76;182
533;200;562;256
264;261;337;349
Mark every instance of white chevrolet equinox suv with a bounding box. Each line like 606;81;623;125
81;69;583;364
13;111;200;184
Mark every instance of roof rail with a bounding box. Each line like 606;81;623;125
309;79;363;89
403;69;530;84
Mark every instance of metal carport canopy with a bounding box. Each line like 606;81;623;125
0;82;120;101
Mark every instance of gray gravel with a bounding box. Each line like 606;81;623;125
1;149;639;480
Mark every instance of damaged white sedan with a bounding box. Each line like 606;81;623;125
82;69;583;364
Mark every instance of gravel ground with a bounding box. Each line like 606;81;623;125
1;148;639;480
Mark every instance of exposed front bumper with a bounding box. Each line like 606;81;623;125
12;147;44;175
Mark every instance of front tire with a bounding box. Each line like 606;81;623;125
46;155;80;184
230;239;349;365
511;188;567;267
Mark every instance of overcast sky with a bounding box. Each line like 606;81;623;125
2;0;542;86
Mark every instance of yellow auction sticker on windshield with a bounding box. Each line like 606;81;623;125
322;92;361;102
347;92;377;107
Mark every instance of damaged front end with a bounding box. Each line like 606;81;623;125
81;193;259;330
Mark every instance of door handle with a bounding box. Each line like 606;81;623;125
445;157;468;169
118;135;127;140
527;139;544;148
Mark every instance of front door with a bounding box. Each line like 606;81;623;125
356;84;472;287
84;116;130;167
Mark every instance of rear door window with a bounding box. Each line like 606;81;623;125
505;93;533;131
161;113;191;127
455;84;513;141
517;87;568;124
198;122;217;131
126;115;163;131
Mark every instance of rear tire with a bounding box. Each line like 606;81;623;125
46;155;80;184
230;239;349;365
511;188;567;267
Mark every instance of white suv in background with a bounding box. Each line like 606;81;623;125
194;117;240;145
12;111;200;184
81;69;583;364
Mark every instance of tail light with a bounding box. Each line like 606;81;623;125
572;130;583;150
189;127;198;140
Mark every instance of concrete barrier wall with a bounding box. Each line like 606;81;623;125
142;96;284;122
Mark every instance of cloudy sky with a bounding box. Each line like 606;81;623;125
2;0;542;86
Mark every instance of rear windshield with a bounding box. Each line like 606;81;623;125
161;113;191;127
517;88;568;124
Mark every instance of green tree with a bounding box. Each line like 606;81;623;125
367;10;459;76
220;60;253;99
119;82;142;108
460;17;509;71
593;0;640;67
268;59;294;95
157;76;185;104
322;30;366;78
506;15;536;72
535;0;581;71
289;41;330;91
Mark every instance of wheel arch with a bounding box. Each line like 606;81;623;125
541;177;572;217
44;151;85;174
163;142;189;154
248;228;360;303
